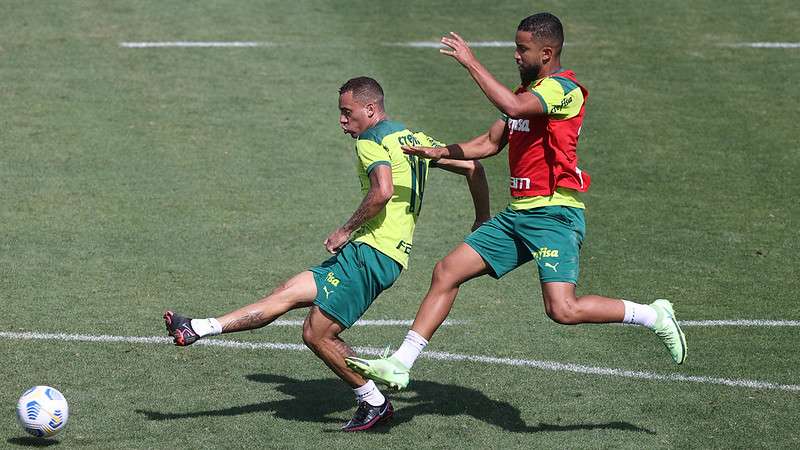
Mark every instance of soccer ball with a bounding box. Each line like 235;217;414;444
16;386;69;438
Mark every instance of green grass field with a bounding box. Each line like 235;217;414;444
2;1;799;448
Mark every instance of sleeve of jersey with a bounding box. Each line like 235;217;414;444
529;78;584;120
356;139;392;174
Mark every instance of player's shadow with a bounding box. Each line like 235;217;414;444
382;379;654;434
137;374;351;425
137;373;653;434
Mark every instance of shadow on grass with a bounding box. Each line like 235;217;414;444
6;437;60;447
137;373;654;434
137;374;350;425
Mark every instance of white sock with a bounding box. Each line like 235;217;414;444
622;300;657;329
353;380;385;406
391;330;428;369
190;318;223;337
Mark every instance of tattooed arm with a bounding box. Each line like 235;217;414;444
324;164;393;253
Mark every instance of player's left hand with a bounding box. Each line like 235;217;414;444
440;32;477;67
402;145;447;160
324;228;350;254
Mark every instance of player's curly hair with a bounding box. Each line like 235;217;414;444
339;77;385;109
517;13;564;54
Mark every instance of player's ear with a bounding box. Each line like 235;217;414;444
541;46;553;64
365;103;375;118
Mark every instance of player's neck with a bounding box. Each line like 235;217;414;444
539;62;563;78
368;113;388;129
524;64;564;87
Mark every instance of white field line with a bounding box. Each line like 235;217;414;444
721;42;800;48
271;319;465;326
680;320;800;327
119;41;274;48
1;331;798;393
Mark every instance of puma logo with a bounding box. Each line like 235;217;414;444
544;262;560;272
322;286;334;299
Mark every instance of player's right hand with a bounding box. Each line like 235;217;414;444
440;32;477;68
402;145;447;160
324;228;350;254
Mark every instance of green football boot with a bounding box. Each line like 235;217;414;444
650;299;687;364
346;351;410;390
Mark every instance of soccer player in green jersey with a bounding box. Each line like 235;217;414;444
163;76;490;431
346;13;687;392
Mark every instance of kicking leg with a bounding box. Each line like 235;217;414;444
218;271;316;332
164;271;317;345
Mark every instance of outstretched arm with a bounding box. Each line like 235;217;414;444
324;165;393;253
432;158;490;230
440;32;544;118
403;119;508;161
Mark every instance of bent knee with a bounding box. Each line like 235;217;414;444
301;323;320;349
544;299;582;325
431;259;460;286
302;321;340;350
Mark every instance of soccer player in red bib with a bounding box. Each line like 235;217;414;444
347;13;687;390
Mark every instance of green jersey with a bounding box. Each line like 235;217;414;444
351;120;442;268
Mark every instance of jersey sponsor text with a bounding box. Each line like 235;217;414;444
533;247;560;259
326;272;341;287
508;118;530;132
510;177;531;190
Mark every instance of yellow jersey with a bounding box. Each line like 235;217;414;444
351;120;442;268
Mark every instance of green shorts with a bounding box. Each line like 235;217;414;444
309;241;402;328
464;206;586;284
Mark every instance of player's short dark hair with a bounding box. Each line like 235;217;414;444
517;13;564;53
339;77;385;108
